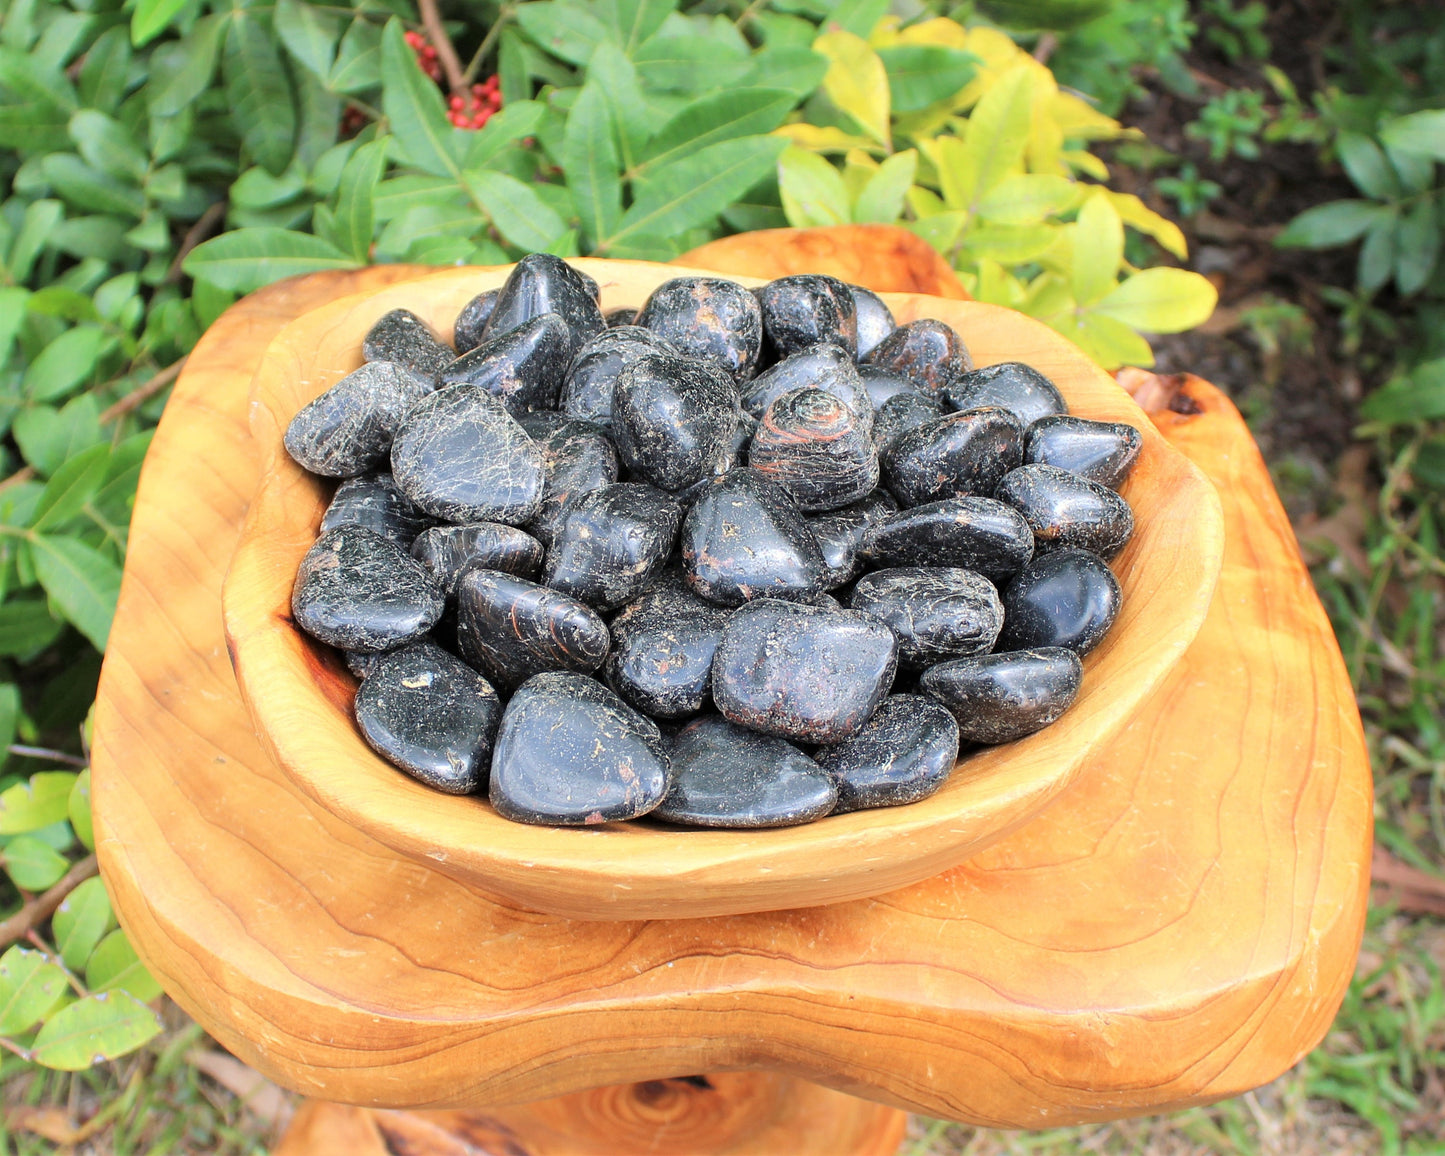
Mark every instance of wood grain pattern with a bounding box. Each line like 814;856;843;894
90;259;1368;1126
222;261;1223;920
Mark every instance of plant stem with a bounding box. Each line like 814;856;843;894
0;854;99;950
164;201;228;285
7;745;88;767
99;358;187;425
463;7;513;87
417;0;467;95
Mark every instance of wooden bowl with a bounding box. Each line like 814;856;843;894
223;259;1224;920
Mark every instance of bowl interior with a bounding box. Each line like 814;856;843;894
223;259;1224;921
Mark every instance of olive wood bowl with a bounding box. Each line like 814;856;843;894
223;259;1224;921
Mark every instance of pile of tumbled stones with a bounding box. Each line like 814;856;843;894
286;254;1141;828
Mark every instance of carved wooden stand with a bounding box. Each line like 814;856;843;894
91;227;1371;1154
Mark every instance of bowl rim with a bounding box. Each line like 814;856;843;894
222;259;1225;921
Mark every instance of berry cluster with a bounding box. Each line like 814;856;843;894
448;75;503;130
403;30;442;83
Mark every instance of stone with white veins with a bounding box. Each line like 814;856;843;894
284;361;432;478
362;309;455;381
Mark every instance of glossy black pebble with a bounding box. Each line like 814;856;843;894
560;326;674;430
410;522;543;592
1000;549;1121;655
522;416;619;545
815;694;959;813
452;289;498;354
849;284;896;359
605;307;638;327
490;672;669;825
612;353;740;493
756;274;859;359
740;344;872;436
884;407;1024;507
859;364;921;410
864;319;971;397
946;362;1066;425
1025;415;1142;489
871;391;942;459
291;526;444;653
604;577;730;719
545;483;683;611
390;387;545;525
354;641;501;794
284;361;432;478
320;472;431;547
455;567;610;689
481;253;604;359
436;312;571;415
636;277;763;380
807;489;898;589
849;567;1003;667
652;715;836;828
681;469;826;606
995;463;1134;559
864;497;1033;582
920;647;1083;743
749;388;879;512
362;309;454;381
713;598;898;743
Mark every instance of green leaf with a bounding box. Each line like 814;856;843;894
0;44;77;112
147;15;226;117
31;536;122;652
69;768;93;852
515;0;611;67
225;12;297;175
0;684;17;769
1094;267;1218;333
1276;200;1390;248
4;834;68;890
0;773;78;836
814;28;890;148
587;42;652;167
12;395;103;478
1069;311;1156;371
853;149;917;224
1379;110;1445;161
77;27;132;113
464;170;569;252
0;947;70;1035
24;327;110;404
0;288;31;364
1358;210;1398;293
332;139;387;263
376;203;485;259
68;110;148;184
974;173;1077;225
32;444;111;532
381;18;461;179
1073;192;1124;307
777;146;850;227
1360;359;1445;424
0;602;64;657
275;0;341;80
462;100;547;171
184;228;358;293
562;81;621;247
958;221;1058;263
31;990;162;1071
1395;195;1438;296
52;875;114;972
86;930;162;1003
131;0;189;46
826;0;890;38
639;88;796;173
876;45;976;113
40;154;145;218
598;0;674;54
961;65;1034;204
327;18;382;94
633;27;752;93
740;46;827;99
1336;131;1399;201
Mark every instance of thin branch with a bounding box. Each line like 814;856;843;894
27;930;88;997
7;745;88;767
0;1036;31;1060
0;467;35;494
99;358;187;424
0;854;99;950
165;201;228;285
417;0;467;95
462;7;512;87
1032;32;1058;65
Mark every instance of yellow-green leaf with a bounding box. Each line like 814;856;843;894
86;930;163;1003
920;134;973;211
69;768;93;852
1050;91;1131;142
961;65;1034;205
30;990;162;1070
1072;192;1124;307
972;258;1028;309
777;146;851;227
52;875;115;971
0;946;71;1035
1057;312;1157;371
1105;190;1188;260
974;173;1078;224
771;124;881;154
814;29;890;149
905;184;948;219
0;772;78;835
908;211;967;255
1063;149;1109;181
842;148;878;203
853;149;917;223
960;222;1058;264
1094;267;1218;333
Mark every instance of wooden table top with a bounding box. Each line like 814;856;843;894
91;242;1371;1127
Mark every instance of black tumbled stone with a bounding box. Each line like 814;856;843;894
748;388;879;512
490;672;669;825
523;416;620;545
320;472;431;547
849;566;1003;667
884;407;1024;507
946;362;1066;425
611;353;740;493
636;277;763;380
994;464;1134;559
864;498;1034;582
604;576;730;720
455;567;610;688
435;312;571;414
859;364;921;410
410;522;543;592
1000;549;1121;654
814;694;959;812
291;526;444;652
652;715;836;828
545;483;683;611
605;307;638;327
807;489;898;589
363;309;454;381
481;253;605;359
921;647;1083;743
713;598;897;743
848;284;896;359
756;274;859;359
453;289;498;354
1024;415;1142;489
872;390;942;459
284;361;432;478
561;326;675;430
863;319;970;397
354;641;501;794
740;344;872;437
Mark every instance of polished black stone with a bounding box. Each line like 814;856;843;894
604;575;731;720
453;288;498;354
320;472;431;548
455;567;610;688
739;344;872;437
713;598;898;743
1000;549;1121;654
344;649;389;678
756;274;859;359
871;390;942;459
863;497;1034;582
863;319;970;397
848;284;896;359
748;388;879;512
435;312;571;414
363;309;455;382
560;326;675;431
946;362;1066;425
291;526;444;652
390;387;545;524
920;647;1083;743
490;671;669;825
576;268;600;302
884;407;1024;507
480;253;605;360
814;694;959;812
354;640;501;794
652;715;836;828
410;522;543;592
849;566;1003;667
605;306;638;327
1024;415;1142;489
284;361;432;478
994;464;1134;558
680;469;826;606
611;352;740;493
545;483;683;611
859;364;921;410
521;416;619;545
635;277;763;380
807;489;898;589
